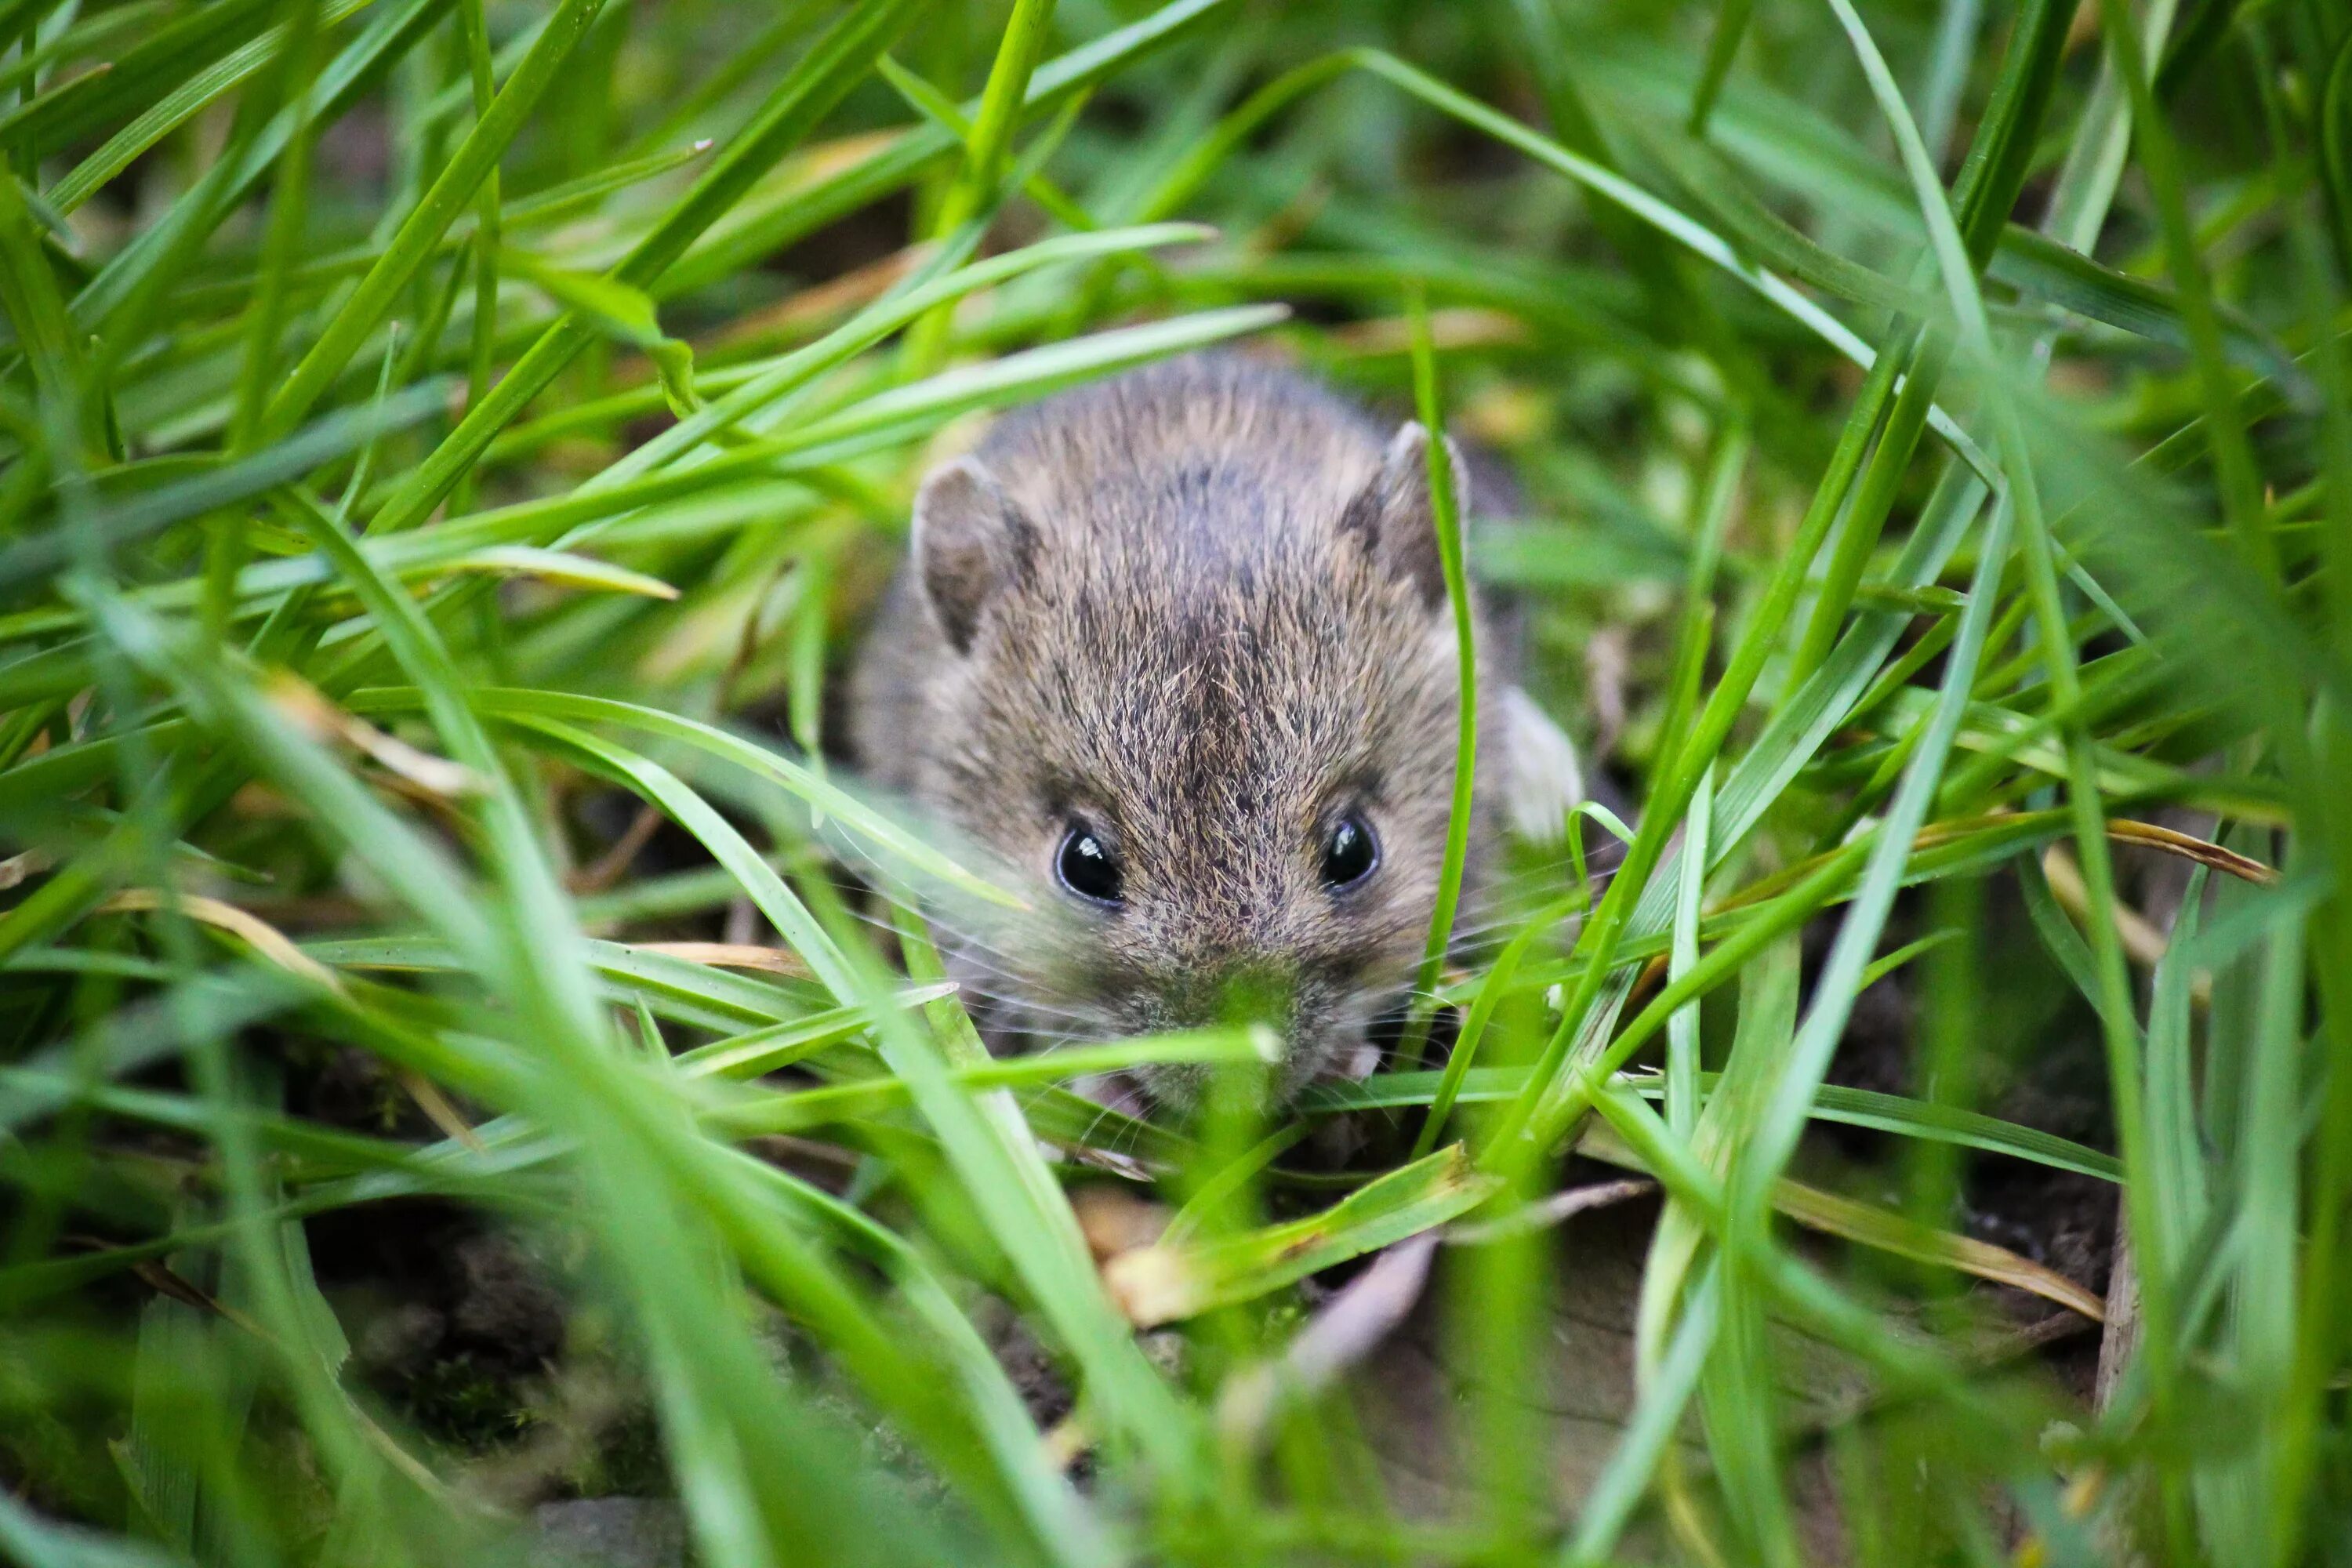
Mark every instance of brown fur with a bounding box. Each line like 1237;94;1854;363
850;357;1504;1105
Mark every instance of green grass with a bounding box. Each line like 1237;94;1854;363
2;1;2348;1563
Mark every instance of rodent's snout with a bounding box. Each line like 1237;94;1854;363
1138;959;1298;1034
1116;956;1378;1110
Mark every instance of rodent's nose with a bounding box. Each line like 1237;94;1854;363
1150;960;1297;1033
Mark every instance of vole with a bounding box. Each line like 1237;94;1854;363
850;357;1582;1107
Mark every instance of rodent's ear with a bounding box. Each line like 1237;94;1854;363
1339;421;1473;608
913;455;1035;655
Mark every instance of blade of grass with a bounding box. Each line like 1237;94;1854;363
900;0;1058;371
1396;289;1478;1068
256;0;608;442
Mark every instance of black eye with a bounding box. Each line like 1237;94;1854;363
1054;824;1124;906
1320;814;1379;889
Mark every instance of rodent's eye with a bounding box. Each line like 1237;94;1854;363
1054;824;1124;906
1320;813;1380;890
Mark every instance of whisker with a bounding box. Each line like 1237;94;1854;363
813;902;1116;1027
937;982;1107;1029
826;894;1016;956
1060;1075;1156;1157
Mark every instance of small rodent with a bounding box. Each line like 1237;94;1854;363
851;357;1581;1107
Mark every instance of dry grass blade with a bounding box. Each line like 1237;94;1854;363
95;890;346;993
1769;1179;2107;1323
632;941;816;979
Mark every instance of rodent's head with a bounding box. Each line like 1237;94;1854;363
905;365;1490;1109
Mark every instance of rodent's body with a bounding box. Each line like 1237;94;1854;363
851;358;1571;1105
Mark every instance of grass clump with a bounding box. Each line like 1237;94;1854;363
2;2;2349;1564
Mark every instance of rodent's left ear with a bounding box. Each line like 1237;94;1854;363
913;455;1036;655
1339;421;1473;608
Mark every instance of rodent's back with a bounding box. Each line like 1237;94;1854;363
855;359;1398;772
967;356;1388;555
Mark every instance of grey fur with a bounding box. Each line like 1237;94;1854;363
849;357;1512;1107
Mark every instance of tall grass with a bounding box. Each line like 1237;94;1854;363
2;1;2347;1563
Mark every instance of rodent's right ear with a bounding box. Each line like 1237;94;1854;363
1340;422;1473;610
913;456;1035;655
